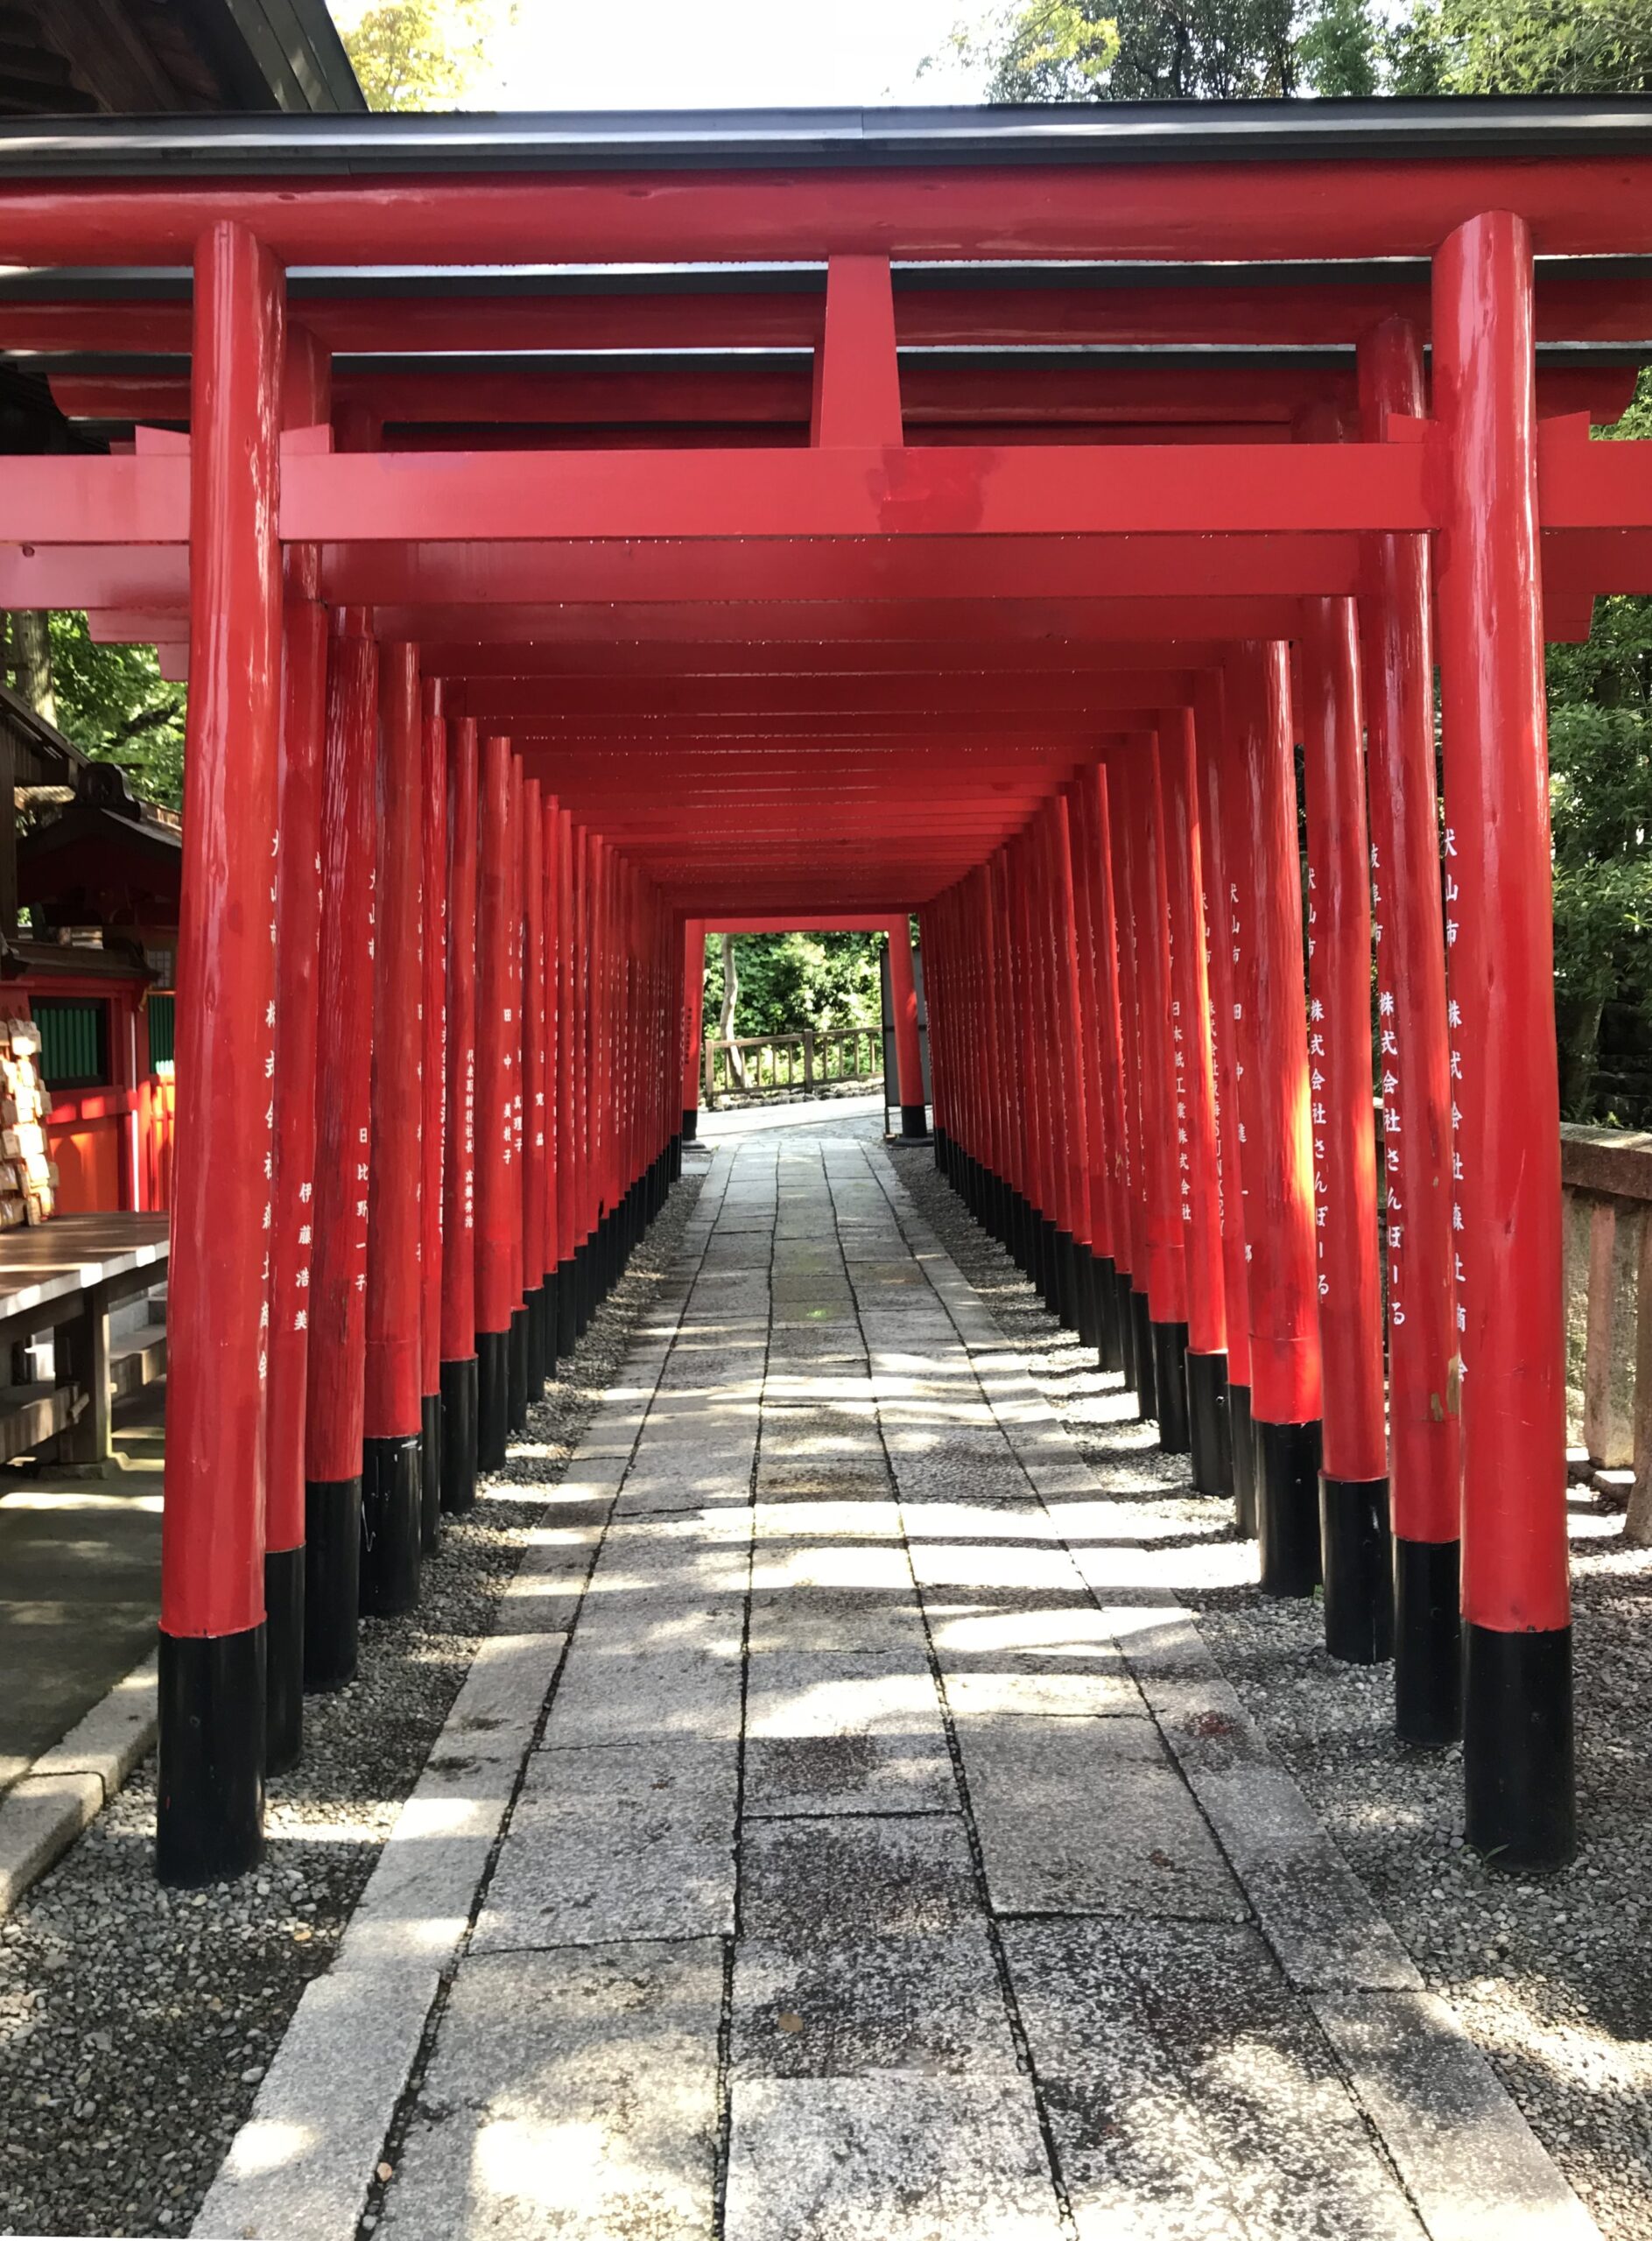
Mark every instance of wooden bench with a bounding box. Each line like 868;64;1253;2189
0;1212;169;1467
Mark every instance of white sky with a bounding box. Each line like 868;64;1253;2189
330;1;992;111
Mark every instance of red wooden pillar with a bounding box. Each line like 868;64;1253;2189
157;220;285;1886
303;613;376;1685
1141;740;1193;1447
505;756;530;1432
362;643;425;1617
1050;797;1096;1345
1107;744;1157;1419
418;680;447;1552
1195;676;1258;1535
439;716;479;1514
1360;314;1464;1748
1300;598;1391;1663
887;916;926;1138
1434;213;1572;1866
1160;709;1231;1494
1086;761;1135;1387
263;574;327;1775
521;776;548;1399
681;917;706;1140
1230;643;1324;1594
540;789;563;1370
1063;783;1117;1370
554;811;580;1356
475;736;516;1468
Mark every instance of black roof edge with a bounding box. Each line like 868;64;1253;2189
3;97;1652;178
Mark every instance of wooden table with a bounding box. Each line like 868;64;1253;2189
0;1213;169;1465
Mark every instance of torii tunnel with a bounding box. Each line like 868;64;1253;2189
9;99;1652;1884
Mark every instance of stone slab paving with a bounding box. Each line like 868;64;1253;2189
197;1123;1599;2241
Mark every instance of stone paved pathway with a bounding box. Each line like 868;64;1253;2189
200;1116;1597;2241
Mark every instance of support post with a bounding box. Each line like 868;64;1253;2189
264;582;326;1773
157;220;285;1886
361;642;424;1616
1300;597;1391;1663
303;614;376;1690
887;917;928;1139
439;718;479;1513
475;735;515;1467
1433;211;1573;1866
1360;315;1464;1746
418;680;446;1551
682;917;706;1140
1230;644;1324;1593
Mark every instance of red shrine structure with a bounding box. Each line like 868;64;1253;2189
3;96;1646;1884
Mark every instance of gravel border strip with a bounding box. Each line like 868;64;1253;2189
868;1142;1600;2241
0;1652;157;1915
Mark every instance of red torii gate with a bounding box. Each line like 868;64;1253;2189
3;98;1643;1882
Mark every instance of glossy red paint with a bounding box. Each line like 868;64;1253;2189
1358;318;1462;1546
682;919;706;1115
264;591;327;1561
1433;213;1569;1638
1159;711;1226;1359
306;617;378;1485
1229;645;1322;1428
542;791;563;1282
887;919;925;1115
475;736;517;1338
1193;677;1252;1394
159;221;284;1641
1299;599;1386;1483
364;643;425;1444
522;776;547;1294
439;719;478;1364
421;684;448;1400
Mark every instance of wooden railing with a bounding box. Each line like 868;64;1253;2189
702;1028;882;1105
1563;1123;1652;1537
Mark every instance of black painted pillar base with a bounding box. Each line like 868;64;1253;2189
507;1305;531;1433
574;1237;594;1338
1394;1536;1462;1748
418;1393;442;1554
1056;1230;1079;1331
439;1357;477;1514
1227;1382;1258;1540
1319;1473;1394;1665
156;1624;264;1887
682;1104;699;1142
1073;1243;1098;1348
361;1433;422;1617
1255;1417;1323;1597
476;1329;510;1472
542;1269;560;1380
527;1281;551;1399
303;1476;361;1691
1039;1218;1061;1315
1092;1254;1121;1373
1186;1350;1232;1497
1130;1289;1156;1422
1114;1268;1136;1391
1465;1622;1575;1869
900;1101;929;1140
1150;1321;1192;1454
556;1256;579;1357
263;1545;303;1776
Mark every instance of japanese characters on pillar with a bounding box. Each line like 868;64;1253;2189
157;219;286;1887
1433;211;1572;1867
439;717;479;1514
1298;598;1391;1665
540;790;563;1358
418;679;448;1550
475;736;516;1467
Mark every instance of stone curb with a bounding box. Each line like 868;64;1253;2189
0;1648;158;1916
867;1145;1603;2241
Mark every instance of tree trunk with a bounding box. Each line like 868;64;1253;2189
5;612;56;727
720;933;748;1086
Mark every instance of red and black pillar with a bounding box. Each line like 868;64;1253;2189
418;680;447;1550
439;717;479;1513
362;642;425;1616
156;220;285;1885
303;612;376;1685
1434;214;1572;1865
1360;315;1464;1746
475;736;516;1468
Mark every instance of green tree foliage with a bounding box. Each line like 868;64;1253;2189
334;0;505;111
1388;0;1652;92
699;933;884;1041
948;0;1381;97
45;613;186;811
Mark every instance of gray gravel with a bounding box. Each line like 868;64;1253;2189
889;1142;1652;2241
0;1167;702;2241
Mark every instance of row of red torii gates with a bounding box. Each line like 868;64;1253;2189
8;99;1652;1882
